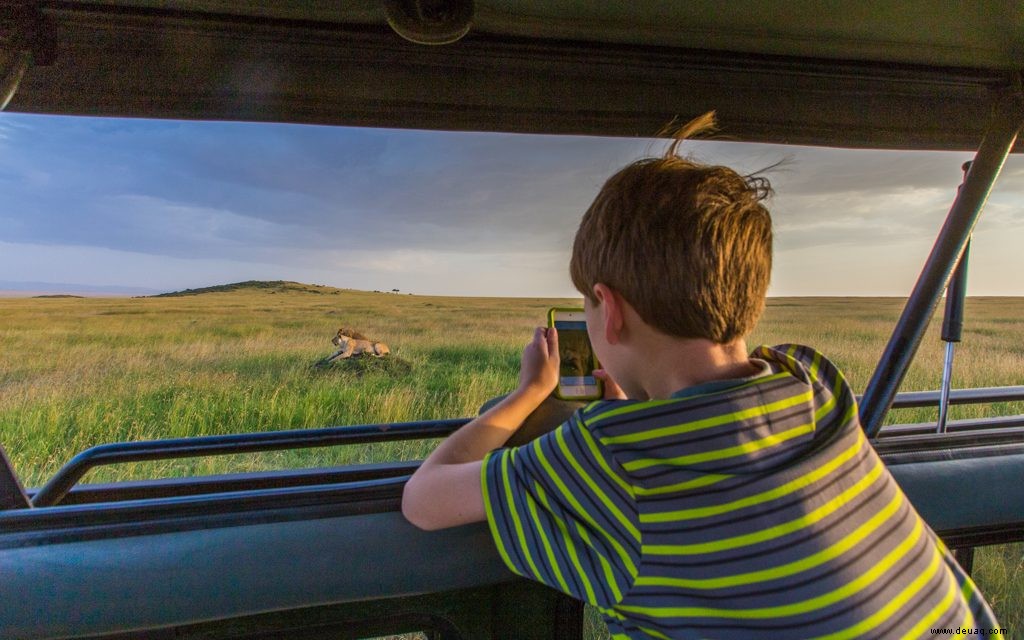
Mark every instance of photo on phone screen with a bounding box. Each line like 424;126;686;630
548;308;602;400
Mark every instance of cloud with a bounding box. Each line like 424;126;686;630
1;112;1023;296
742;144;1024;252
0;116;32;143
772;186;954;250
0;116;643;260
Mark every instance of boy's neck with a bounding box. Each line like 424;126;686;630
626;334;758;401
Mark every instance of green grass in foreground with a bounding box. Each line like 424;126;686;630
1;288;1023;636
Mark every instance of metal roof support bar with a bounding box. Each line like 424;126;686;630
0;49;31;111
860;90;1024;438
0;3;54;111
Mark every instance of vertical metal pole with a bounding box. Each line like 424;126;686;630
937;240;971;433
936;341;956;432
937;162;973;434
861;92;1024;438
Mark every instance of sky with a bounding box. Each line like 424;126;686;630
1;113;1022;297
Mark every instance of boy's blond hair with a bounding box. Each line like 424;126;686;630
569;112;773;344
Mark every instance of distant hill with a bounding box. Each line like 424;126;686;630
151;280;347;297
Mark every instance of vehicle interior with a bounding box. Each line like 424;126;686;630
1;1;1023;638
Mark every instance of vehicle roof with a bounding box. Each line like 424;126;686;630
6;1;1024;150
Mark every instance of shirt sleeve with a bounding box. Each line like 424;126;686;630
481;413;640;608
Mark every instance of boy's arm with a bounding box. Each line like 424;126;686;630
401;328;559;531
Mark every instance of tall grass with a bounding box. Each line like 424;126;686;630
1;288;1022;636
0;288;548;485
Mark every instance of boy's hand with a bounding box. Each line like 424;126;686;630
594;369;628;400
518;327;559;398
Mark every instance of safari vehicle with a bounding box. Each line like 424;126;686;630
1;1;1023;638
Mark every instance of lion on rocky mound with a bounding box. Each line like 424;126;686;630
325;327;391;361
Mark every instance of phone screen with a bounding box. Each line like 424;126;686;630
550;309;601;400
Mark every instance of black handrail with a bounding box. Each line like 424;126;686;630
880;385;1024;410
34;461;422;506
868;386;1024;439
30;418;470;507
877;415;1024;438
29;382;1024;508
0;444;30;510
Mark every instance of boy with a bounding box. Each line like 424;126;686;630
401;114;996;638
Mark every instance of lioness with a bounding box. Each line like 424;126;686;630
327;327;391;361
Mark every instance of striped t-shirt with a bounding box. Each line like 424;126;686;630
481;344;997;639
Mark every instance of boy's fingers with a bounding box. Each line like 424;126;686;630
528;327;555;360
547;326;558;357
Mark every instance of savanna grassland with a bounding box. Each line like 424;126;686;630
1;283;1022;636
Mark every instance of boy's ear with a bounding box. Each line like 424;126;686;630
593;283;625;345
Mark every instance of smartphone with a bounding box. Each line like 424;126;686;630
547;307;603;401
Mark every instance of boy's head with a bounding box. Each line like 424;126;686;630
569;113;773;345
